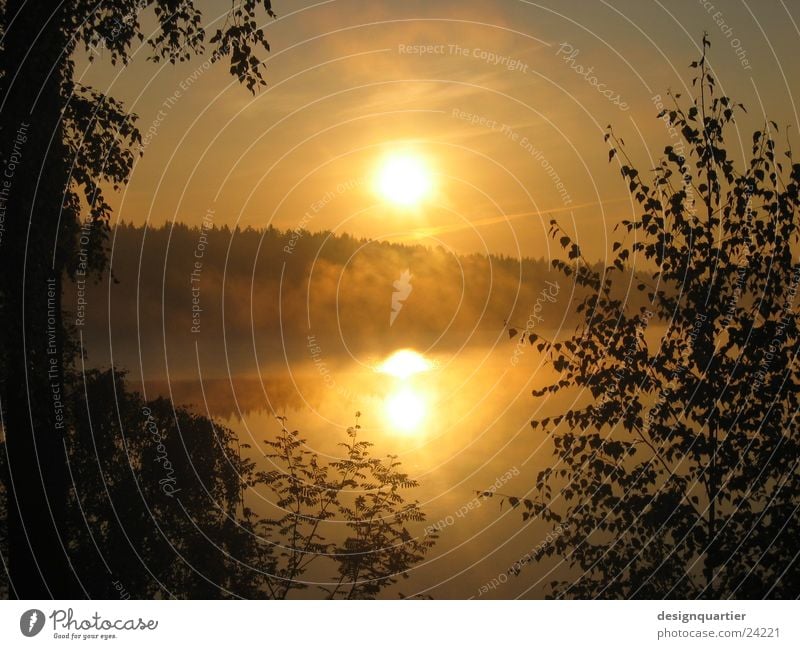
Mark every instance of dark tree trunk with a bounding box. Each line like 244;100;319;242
0;1;81;598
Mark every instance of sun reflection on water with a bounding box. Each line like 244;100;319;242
385;388;427;433
378;349;434;434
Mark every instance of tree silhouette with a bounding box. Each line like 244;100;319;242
0;438;7;599
66;370;264;598
513;39;800;598
257;416;436;599
0;0;276;597
2;369;434;598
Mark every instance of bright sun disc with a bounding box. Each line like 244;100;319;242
377;349;433;379
376;153;432;206
385;388;426;432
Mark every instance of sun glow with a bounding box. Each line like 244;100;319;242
375;152;433;206
377;349;433;379
385;388;427;433
378;350;434;434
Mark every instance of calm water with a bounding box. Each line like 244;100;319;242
141;343;578;599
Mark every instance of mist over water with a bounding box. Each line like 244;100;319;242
66;223;649;597
71;223;576;597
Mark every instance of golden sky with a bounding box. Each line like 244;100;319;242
80;0;800;259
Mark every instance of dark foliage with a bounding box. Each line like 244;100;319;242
1;369;433;598
0;0;279;597
513;39;800;598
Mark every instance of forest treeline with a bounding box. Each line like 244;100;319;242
67;222;602;377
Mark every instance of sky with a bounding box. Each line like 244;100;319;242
78;0;800;259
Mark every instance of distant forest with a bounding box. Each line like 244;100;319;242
67;222;592;378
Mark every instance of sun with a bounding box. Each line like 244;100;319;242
385;388;427;433
375;152;433;207
377;349;433;379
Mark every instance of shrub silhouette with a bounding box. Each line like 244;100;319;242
257;415;436;599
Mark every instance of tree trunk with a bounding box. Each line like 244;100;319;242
704;420;718;598
0;1;81;598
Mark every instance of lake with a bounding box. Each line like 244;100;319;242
139;342;578;599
